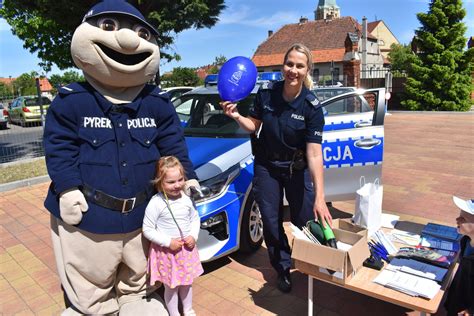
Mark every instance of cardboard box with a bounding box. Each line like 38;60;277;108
333;218;367;238
292;228;370;285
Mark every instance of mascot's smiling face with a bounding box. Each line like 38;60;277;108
71;1;160;88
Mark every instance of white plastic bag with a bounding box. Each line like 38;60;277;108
353;177;383;237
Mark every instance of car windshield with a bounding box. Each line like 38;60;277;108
24;97;51;107
174;93;255;138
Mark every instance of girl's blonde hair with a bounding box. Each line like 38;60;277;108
283;43;314;90
151;156;187;192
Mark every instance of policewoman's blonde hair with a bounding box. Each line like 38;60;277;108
151;156;187;193
283;43;314;90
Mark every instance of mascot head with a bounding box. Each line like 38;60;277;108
71;0;160;103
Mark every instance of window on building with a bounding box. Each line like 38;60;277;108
332;68;339;81
313;69;319;81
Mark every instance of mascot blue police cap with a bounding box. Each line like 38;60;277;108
82;0;158;35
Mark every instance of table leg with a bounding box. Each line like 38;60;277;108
308;275;313;316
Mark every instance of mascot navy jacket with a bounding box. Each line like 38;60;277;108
44;82;197;234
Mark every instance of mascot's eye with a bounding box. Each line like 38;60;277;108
133;25;151;40
98;17;119;31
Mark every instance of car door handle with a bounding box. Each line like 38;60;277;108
354;138;381;149
354;121;372;128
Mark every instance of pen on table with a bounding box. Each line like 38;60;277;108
368;242;389;262
371;241;389;257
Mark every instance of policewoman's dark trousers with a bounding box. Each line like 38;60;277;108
253;161;315;274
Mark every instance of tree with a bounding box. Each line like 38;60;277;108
49;70;85;93
0;82;14;100
0;0;225;72
387;43;415;74
207;54;227;74
402;0;473;111
14;72;39;96
162;67;200;87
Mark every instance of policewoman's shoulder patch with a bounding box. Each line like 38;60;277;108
259;81;274;90
305;91;321;108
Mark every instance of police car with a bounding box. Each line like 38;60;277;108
173;85;387;262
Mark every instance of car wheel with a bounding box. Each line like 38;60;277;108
239;191;263;252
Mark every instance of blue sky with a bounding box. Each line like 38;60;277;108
0;0;473;78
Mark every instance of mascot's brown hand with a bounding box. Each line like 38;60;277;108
59;188;89;225
184;179;201;196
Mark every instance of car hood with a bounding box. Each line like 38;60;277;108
185;137;252;181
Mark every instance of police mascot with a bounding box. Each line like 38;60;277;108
43;1;199;315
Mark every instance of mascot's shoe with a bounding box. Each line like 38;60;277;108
118;292;168;316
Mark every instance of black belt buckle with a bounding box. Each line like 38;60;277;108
122;197;136;214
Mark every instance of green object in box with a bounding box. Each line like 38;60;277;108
305;220;326;245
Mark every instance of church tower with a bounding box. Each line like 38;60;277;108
315;0;340;20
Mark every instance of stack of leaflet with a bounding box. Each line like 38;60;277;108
421;223;461;242
373;268;441;299
386;258;448;283
395;246;456;268
420;223;461;254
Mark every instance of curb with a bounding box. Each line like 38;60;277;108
0;175;50;193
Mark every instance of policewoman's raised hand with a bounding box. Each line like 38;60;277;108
59;188;89;225
219;101;240;120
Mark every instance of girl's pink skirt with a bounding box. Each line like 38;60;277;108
148;243;204;289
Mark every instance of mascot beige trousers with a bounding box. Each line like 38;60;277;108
50;215;153;314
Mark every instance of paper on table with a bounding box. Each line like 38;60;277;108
390;229;421;246
386;258;448;283
373;269;441;299
381;213;400;229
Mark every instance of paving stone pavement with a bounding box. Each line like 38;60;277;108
1;112;473;315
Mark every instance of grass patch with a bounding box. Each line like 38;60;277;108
0;158;48;184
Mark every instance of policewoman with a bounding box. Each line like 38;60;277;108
43;0;198;314
221;43;332;293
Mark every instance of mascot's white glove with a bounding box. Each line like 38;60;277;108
184;179;201;197
59;188;89;225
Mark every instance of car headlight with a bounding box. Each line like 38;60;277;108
192;164;240;203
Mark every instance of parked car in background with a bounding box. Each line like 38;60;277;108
8;96;51;127
0;103;8;129
204;74;218;86
172;85;387;262
257;71;283;83
162;86;194;102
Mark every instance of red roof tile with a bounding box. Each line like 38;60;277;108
38;78;53;92
253;17;376;67
0;77;15;85
367;20;381;33
253;48;346;67
0;77;53;92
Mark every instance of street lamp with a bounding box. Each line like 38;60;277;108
9;76;13;98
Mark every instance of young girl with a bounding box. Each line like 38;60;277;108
143;156;203;316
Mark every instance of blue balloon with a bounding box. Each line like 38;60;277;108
217;56;258;102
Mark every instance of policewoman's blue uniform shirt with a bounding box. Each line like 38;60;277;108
44;82;197;234
249;81;324;167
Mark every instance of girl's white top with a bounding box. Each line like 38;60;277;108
142;192;200;248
